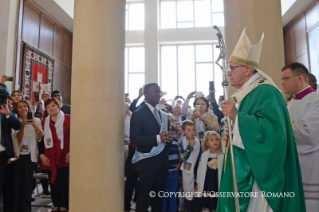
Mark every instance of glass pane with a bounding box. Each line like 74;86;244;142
129;74;145;97
129;3;144;30
212;0;224;12
178;46;195;98
129;47;144;73
177;1;193;22
161;46;177;100
161;1;176;29
213;44;224;101
195;45;212;62
196;63;213;96
212;13;224;26
125;48;128;93
194;0;211;27
177;22;194;28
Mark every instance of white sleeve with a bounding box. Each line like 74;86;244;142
292;98;319;154
232;115;245;149
181;99;192;117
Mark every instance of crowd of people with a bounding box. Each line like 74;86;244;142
0;77;71;212
124;29;317;212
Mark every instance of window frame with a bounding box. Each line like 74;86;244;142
159;43;218;97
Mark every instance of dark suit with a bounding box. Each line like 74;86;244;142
0;111;22;201
129;99;145;113
130;104;169;212
61;104;71;115
210;93;224;124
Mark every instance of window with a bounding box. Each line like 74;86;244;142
125;47;145;95
160;0;224;29
126;3;144;30
160;44;223;101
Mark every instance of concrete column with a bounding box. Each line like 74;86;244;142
0;0;19;91
224;0;285;95
144;0;159;84
70;0;125;211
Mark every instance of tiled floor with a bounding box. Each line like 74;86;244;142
31;183;53;212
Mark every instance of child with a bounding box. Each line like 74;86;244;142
178;120;201;212
195;131;224;212
162;135;181;212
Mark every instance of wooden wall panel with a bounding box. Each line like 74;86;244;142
63;32;72;65
63;67;71;104
294;16;307;57
39;14;54;55
52;62;71;104
286;26;296;61
283;0;319;71
22;2;40;47
18;0;73;105
53;25;64;62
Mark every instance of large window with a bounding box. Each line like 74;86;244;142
160;0;224;29
160;44;223;101
125;47;145;95
126;3;145;30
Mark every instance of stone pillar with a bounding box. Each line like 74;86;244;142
224;0;285;95
0;0;19;91
69;0;125;211
144;0;159;84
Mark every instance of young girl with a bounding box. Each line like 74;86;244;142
195;131;224;212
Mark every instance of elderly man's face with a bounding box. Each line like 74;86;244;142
227;62;247;88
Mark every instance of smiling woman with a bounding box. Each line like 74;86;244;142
3;100;43;211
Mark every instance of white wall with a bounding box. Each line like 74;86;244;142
0;0;19;91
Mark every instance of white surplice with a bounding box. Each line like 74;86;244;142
287;91;319;212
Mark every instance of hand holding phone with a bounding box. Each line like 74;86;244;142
195;105;200;115
27;112;33;120
34;92;40;102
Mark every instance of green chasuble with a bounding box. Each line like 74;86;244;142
217;84;306;212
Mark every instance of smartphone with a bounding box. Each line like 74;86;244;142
195;92;204;97
9;158;17;162
34;92;40;101
209;81;215;100
195;105;200;115
7;76;14;81
27;112;33;120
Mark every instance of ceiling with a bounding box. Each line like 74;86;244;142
30;0;315;33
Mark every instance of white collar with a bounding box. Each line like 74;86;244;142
294;85;310;96
240;72;263;91
145;102;159;112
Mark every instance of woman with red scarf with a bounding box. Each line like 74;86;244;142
39;97;70;212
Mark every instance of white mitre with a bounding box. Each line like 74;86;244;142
229;28;279;90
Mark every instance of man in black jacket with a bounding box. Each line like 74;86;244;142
130;83;170;212
0;79;22;200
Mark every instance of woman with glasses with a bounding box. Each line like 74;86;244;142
39;97;71;212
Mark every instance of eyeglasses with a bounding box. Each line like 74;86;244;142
281;75;300;82
228;65;244;71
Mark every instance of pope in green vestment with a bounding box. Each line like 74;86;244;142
216;28;306;212
217;83;306;212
